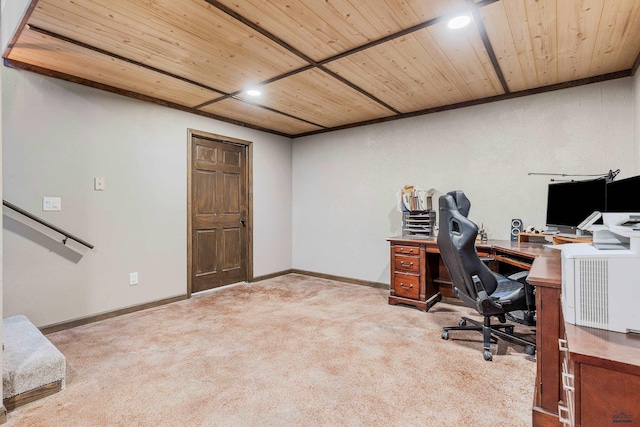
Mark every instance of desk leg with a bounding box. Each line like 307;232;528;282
533;286;562;421
421;245;442;311
424;292;442;311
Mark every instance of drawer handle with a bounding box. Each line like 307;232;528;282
399;283;414;290
400;261;414;267
400;248;414;253
558;404;571;425
558;338;569;352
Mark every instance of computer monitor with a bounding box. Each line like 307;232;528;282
545;178;607;232
606;175;640;213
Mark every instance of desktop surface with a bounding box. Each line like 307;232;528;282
387;236;559;263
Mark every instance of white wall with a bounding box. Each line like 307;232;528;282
2;68;292;327
292;78;635;284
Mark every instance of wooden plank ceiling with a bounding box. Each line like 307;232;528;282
5;0;640;137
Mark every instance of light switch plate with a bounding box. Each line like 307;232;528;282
94;177;106;191
42;197;62;211
129;272;139;286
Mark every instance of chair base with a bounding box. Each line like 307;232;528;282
441;316;536;361
506;310;536;326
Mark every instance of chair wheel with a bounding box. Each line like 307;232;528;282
441;331;449;340
525;345;536;356
483;350;493;361
458;319;467;327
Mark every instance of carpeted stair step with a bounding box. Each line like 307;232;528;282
3;315;66;410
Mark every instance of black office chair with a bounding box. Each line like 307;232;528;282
437;191;535;361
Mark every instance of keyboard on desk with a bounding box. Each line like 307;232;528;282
493;250;534;270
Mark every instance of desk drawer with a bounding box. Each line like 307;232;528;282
395;245;419;256
394;255;419;272
477;249;491;258
393;273;419;299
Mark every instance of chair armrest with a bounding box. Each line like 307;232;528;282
473;274;507;315
508;270;528;282
471;275;485;293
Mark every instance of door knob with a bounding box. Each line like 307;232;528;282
240;217;246;226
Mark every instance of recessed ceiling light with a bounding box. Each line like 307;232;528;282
448;15;471;29
246;89;262;97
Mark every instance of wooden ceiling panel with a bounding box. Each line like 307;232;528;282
199;98;323;135
426;19;505;98
584;0;640;76
213;0;467;61
4;0;640;137
235;69;395;128
8;28;223;108
324;23;504;113
480;1;538;92
556;0;605;83
28;0;309;93
481;0;640;92
480;0;558;91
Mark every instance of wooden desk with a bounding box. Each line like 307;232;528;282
560;321;640;426
482;242;640;426
387;237;441;311
519;232;552;243
492;240;566;426
387;237;640;426
526;254;564;426
386;237;557;308
387;237;563;425
387;236;493;309
518;232;592;245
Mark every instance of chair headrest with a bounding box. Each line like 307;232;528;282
446;190;471;218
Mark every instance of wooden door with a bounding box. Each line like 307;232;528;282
188;131;251;294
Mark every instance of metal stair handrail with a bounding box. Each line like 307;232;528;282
3;199;94;249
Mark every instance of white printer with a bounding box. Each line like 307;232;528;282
561;213;640;333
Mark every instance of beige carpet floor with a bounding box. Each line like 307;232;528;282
4;274;536;426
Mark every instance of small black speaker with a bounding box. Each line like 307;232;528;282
510;218;523;241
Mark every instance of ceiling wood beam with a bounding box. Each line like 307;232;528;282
24;25;325;133
193;64;316;109
27;25;224;94
467;0;510;94
202;0;318;65
3;58;293;138
203;0;501;119
203;0;402;116
318;15;444;66
293;69;632;138
229;96;327;129
633;50;640;75
475;0;501;7
2;0;39;58
317;0;501;66
318;66;401;114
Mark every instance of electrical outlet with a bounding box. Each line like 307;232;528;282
129;272;139;286
94;177;106;191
